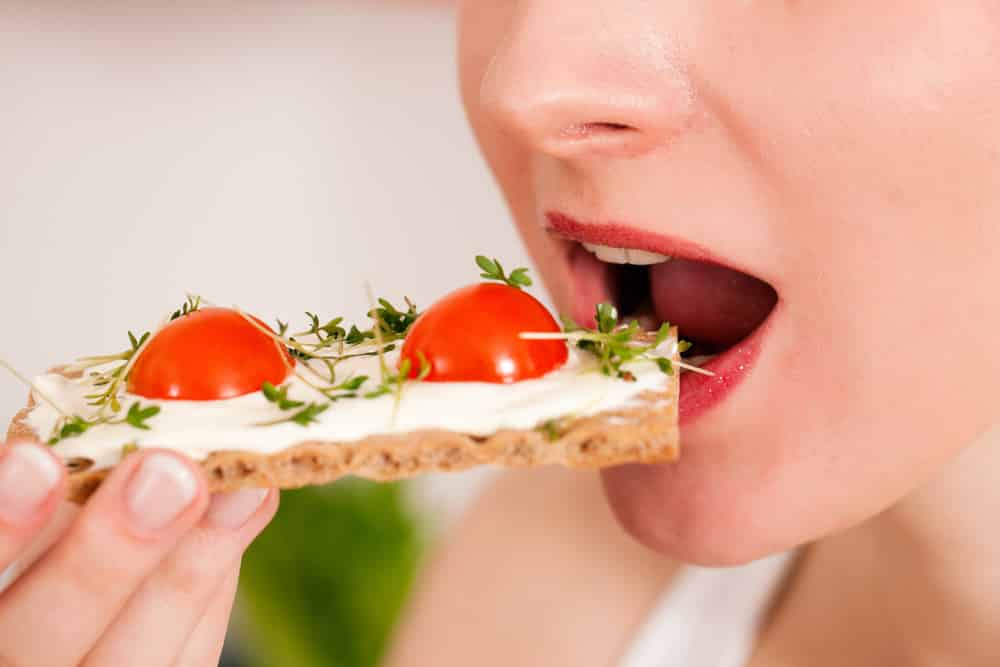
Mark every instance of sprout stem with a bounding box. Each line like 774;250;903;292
520;330;716;377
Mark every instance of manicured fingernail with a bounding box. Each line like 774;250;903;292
125;454;198;533
0;444;61;524
207;488;268;530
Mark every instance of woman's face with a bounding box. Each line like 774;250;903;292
458;1;1000;564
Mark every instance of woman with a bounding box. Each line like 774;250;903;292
387;2;1000;665
2;1;999;665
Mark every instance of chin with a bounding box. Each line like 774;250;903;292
601;465;789;567
598;385;801;567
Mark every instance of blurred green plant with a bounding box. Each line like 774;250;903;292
238;481;424;667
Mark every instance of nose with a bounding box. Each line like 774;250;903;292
478;3;695;160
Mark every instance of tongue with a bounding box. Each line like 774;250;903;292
649;259;777;350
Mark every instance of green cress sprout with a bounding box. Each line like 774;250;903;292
476;255;533;289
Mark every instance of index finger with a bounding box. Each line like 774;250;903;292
0;449;209;666
0;442;65;576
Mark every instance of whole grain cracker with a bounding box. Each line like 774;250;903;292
7;368;678;504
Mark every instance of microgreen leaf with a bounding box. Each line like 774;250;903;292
364;386;392;399
279;397;304;410
262;381;281;402
595;303;618;334
289;403;329;426
476;255;500;277
170;295;202;321
655;357;675;376
258;381;330;427
49;400;160;445
261;382;304;410
345;325;373;345
655;322;672;346
476;255;534;290
126;330;150;352
49;416;92;444
369;298;420;341
123;402;161;430
320;317;345;339
337;376;369;392
507;267;533;288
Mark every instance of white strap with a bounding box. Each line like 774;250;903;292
619;552;795;667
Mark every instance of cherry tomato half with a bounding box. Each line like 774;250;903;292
128;307;292;400
399;283;568;383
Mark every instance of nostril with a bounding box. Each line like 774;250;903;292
590;122;634;132
560;122;637;139
593;122;633;131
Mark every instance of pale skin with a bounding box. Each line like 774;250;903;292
3;1;1000;665
389;1;1000;665
0;444;279;665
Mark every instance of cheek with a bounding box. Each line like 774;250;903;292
761;4;1000;445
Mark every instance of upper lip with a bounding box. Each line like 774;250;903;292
545;211;747;275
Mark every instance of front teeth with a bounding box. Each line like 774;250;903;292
581;243;671;265
626;248;673;265
583;242;628;263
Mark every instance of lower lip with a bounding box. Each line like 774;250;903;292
572;293;768;427
678;323;766;426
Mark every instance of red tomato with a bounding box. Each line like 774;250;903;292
399;283;568;383
128;307;292;400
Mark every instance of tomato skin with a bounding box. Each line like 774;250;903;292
127;308;292;401
399;283;568;383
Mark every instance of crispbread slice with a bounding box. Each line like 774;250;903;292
7;367;678;504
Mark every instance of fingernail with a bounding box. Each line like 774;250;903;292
0;444;61;524
125;453;198;533
206;488;269;530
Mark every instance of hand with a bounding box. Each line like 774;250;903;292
0;440;279;666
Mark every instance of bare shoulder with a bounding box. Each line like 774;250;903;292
384;468;679;667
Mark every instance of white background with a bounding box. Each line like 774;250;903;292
0;1;530;433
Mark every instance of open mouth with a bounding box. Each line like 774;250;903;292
547;212;779;425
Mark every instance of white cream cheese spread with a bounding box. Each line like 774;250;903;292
25;345;676;472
